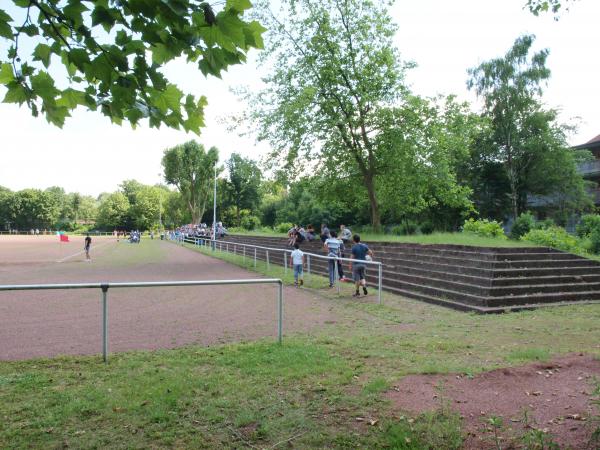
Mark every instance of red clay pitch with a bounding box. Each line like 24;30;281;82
0;236;337;360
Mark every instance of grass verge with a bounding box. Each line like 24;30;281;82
3;241;600;448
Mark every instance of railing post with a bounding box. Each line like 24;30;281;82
336;256;340;295
277;281;283;344
378;263;382;305
243;246;246;264
307;254;311;282
101;283;109;363
284;249;287;273
266;250;270;271
254;248;257;268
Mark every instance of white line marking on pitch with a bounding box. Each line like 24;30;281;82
56;239;115;263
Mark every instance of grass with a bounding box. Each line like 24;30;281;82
2;240;600;448
230;230;537;247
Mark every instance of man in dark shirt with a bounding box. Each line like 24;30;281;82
350;234;373;297
84;234;92;261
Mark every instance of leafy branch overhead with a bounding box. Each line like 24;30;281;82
0;0;265;133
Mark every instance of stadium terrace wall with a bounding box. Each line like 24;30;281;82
221;234;600;313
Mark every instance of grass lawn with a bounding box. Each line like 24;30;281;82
230;230;537;248
2;242;600;448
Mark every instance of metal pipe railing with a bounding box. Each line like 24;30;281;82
0;278;284;362
183;237;383;304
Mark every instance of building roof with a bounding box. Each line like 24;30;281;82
573;134;600;150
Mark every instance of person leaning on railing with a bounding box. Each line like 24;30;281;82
349;234;373;297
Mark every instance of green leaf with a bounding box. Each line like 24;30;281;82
3;83;28;104
57;88;87;109
0;9;13;40
63;1;88;27
0;62;14;84
33;43;52;68
30;71;58;102
218;12;246;48
151;43;174;65
226;0;253;13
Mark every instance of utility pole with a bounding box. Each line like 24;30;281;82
212;163;217;240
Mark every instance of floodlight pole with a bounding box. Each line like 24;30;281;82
212;163;217;247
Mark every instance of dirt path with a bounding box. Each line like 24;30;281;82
0;238;338;360
387;354;600;449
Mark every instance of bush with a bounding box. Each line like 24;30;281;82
535;218;555;230
419;220;435;235
462;218;506;239
274;222;293;234
240;214;261;231
521;226;582;253
390;220;420;236
510;212;535;239
576;214;600;238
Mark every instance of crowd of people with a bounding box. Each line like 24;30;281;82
168;222;228;241
288;223;374;297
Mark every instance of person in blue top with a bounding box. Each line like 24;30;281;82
350;234;373;297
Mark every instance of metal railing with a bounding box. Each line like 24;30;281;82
182;237;383;304
0;278;284;362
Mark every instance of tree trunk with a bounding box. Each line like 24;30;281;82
364;173;381;231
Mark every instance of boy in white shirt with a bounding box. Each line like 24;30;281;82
290;243;305;286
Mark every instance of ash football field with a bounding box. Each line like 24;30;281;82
0;235;336;360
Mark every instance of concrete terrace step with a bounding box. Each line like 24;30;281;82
216;235;600;311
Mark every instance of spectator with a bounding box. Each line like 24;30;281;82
340;225;352;244
290;242;305;287
350;234;373;297
320;223;330;243
324;231;342;288
306;224;316;241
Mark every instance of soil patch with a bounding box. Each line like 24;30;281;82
386;354;600;449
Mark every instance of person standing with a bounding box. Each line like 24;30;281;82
320;223;330;243
84;234;92;261
290;243;305;286
340;225;352;244
350;234;373;297
324;231;342;288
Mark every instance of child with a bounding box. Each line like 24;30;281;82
290;243;305;286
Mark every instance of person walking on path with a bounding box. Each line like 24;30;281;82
324;231;342;288
350;234;373;297
84;234;92;261
290;243;305;286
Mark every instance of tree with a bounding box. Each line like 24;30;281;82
246;0;411;230
468;35;549;220
129;185;161;230
0;0;265;132
11;188;60;229
162;140;218;224
526;0;578;18
96;191;129;229
225;153;261;226
468;35;590;219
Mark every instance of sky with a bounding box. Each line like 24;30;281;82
0;0;598;197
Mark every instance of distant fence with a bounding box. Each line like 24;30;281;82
0;278;284;362
180;236;383;305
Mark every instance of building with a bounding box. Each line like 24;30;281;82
573;134;600;205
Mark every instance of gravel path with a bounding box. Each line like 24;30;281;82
0;237;337;360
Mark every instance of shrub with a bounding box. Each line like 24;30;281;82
521;226;582;253
390;220;420;236
419;220;435;235
462;218;507;239
240;214;261;231
576;214;600;238
274;222;293;234
510;212;535;239
535;218;555;230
